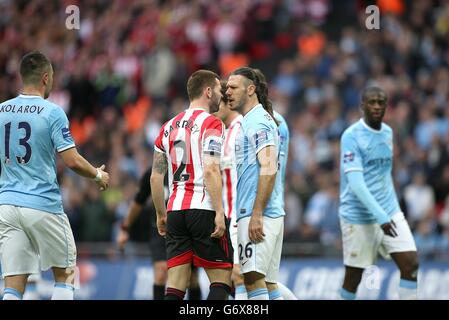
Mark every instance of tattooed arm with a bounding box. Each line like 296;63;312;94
150;151;168;236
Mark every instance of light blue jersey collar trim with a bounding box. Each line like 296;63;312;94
360;118;383;134
243;103;263;119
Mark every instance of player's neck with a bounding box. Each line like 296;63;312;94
363;117;382;130
189;98;210;113
241;98;260;116
21;86;44;98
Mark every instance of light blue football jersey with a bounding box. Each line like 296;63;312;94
339;119;401;224
235;104;285;221
0;95;75;214
274;111;289;208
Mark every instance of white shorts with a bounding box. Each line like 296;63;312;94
0;205;77;277
229;217;239;265
340;212;416;269
237;216;284;283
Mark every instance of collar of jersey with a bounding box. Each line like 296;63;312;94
19;94;42;99
360;118;383;133
187;107;207;114
244;103;263;119
229;115;243;128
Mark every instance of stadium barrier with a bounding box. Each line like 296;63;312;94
2;258;447;300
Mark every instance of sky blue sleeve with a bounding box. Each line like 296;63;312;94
347;170;390;225
249;121;277;155
50;107;75;152
341;132;363;173
279;121;289;180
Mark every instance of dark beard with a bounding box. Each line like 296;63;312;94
210;95;220;113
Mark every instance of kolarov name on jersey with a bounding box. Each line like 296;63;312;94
0;104;45;114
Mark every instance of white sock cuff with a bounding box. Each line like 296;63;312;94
54;282;75;291
3;287;22;300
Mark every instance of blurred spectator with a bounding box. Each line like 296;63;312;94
79;184;115;242
403;171;435;228
413;218;440;260
0;0;448;260
303;173;340;247
284;184;303;237
142;34;176;101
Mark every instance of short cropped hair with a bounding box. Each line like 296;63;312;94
186;70;219;102
361;86;386;102
20;51;52;85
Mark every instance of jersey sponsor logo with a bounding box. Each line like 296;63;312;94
343;151;355;163
366;157;391;167
207;139;222;153
62;127;72;139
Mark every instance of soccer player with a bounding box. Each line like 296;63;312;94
214;81;244;298
270;110;297;301
217;78;296;300
339;86;419;300
116;168;202;300
150;70;233;300
0;51;109;300
226;67;284;300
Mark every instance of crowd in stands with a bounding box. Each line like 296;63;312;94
1;0;448;260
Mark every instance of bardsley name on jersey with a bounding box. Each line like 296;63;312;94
163;119;200;137
0;104;45;114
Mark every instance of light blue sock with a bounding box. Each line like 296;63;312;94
247;288;269;300
339;288;356;300
398;279;417;300
3;287;23;300
268;289;283;300
23;283;40;300
52;282;75;300
235;285;247;300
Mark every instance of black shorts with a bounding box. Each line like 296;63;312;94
149;224;166;262
146;206;166;262
166;209;233;269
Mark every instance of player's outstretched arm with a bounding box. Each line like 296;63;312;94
346;170;397;237
150;151;168;236
203;153;226;238
250;145;278;243
59;147;109;191
117;201;143;250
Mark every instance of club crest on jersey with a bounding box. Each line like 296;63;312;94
343;151;355;163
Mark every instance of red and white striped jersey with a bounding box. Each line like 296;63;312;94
154;108;224;212
221;115;242;223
